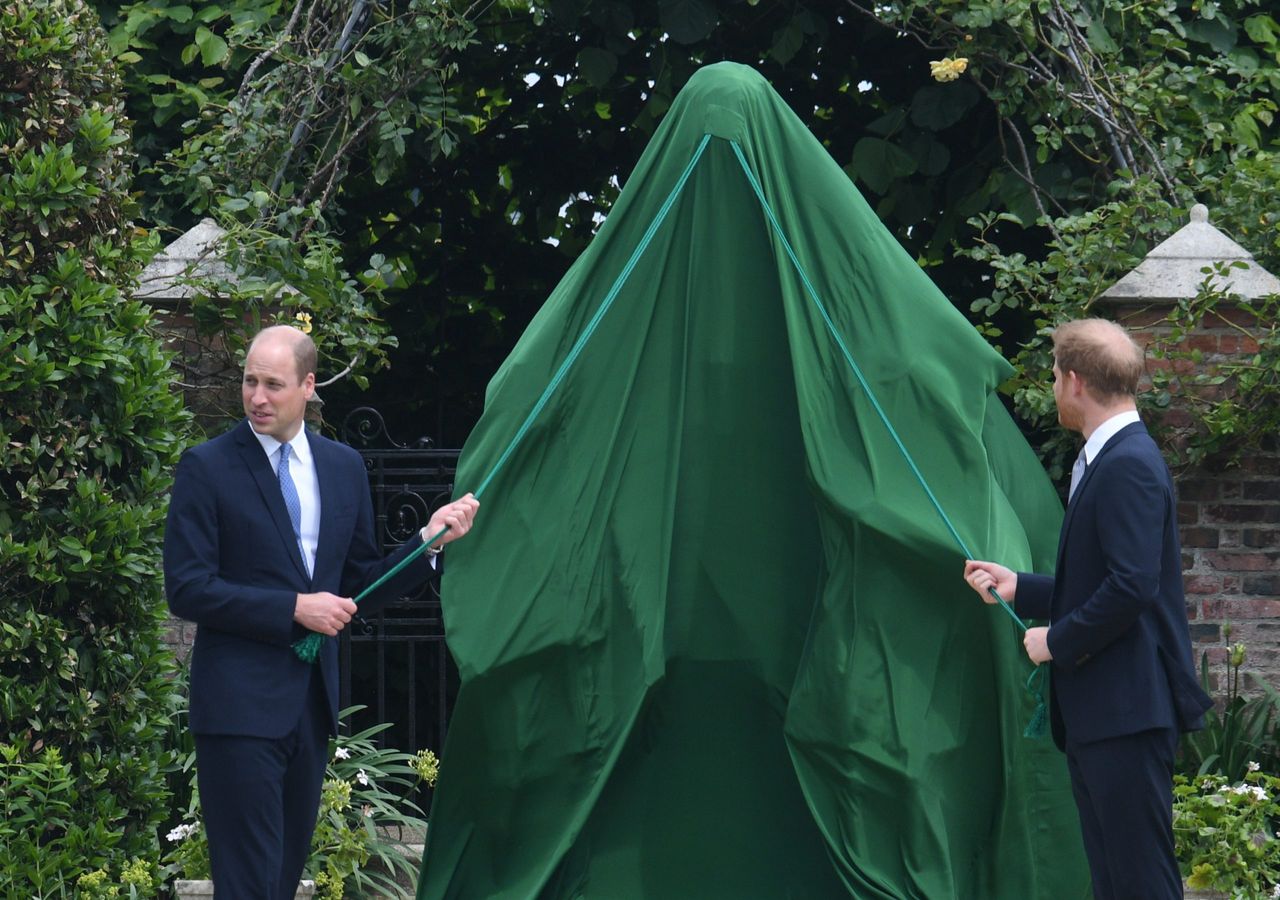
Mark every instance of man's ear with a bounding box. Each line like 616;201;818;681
1066;369;1084;396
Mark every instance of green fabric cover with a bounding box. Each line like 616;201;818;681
418;62;1090;899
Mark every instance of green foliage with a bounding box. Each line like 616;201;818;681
1148;266;1280;468
94;0;478;424
959;181;1184;472
892;0;1280;464
0;0;135;275
1174;769;1280;898
0;741;164;898
0;0;191;892
163;707;437;899
320;1;993;442
77;858;161;899
1184;637;1280;779
961;157;1280;470
91;0;1280;447
866;0;1280;214
1181;642;1280;783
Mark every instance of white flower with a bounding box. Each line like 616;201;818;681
166;822;199;843
362;804;374;818
1220;783;1268;801
1249;761;1261;773
356;768;369;786
1271;884;1280;899
333;747;351;761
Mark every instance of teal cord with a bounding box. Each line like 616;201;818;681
292;524;450;663
727;139;1047;737
293;134;715;663
472;133;713;500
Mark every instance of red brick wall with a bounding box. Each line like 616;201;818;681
1119;305;1280;691
1178;454;1280;686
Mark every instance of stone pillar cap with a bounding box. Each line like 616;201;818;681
1101;203;1280;304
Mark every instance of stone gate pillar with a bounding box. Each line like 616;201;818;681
1099;204;1280;687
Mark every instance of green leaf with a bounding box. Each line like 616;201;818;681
905;132;951;176
1082;10;1118;54
849;137;917;195
1185;18;1237;55
195;25;229;66
659;0;717;45
1231;109;1262;149
770;20;804;65
865;108;908;138
1243;14;1279;46
576;47;617;88
910;83;980;130
589;0;634;34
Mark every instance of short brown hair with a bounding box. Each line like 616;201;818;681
1052;318;1144;401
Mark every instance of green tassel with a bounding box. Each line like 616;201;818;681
293;632;323;663
1022;663;1048;740
290;524;452;663
1023;697;1048;739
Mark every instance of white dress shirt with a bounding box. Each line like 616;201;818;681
253;428;321;576
1081;409;1142;464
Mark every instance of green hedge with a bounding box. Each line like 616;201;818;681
0;0;191;893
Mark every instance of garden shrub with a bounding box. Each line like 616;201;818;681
0;0;191;892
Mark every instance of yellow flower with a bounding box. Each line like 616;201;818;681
929;58;969;82
294;311;313;334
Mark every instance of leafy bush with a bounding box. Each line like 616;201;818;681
164;707;438;899
1147;265;1280;469
1175;767;1280;898
0;0;191;892
1181;641;1280;782
0;741;162;898
94;0;477;427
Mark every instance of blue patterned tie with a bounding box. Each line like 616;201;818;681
277;442;308;573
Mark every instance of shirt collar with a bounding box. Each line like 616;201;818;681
1082;409;1141;464
250;424;312;467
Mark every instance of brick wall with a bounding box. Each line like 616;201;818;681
1179;456;1280;687
1118;305;1280;692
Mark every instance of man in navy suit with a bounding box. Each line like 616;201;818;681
964;318;1211;899
164;324;479;898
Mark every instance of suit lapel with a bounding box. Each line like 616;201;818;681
234;420;310;582
311;434;344;587
1053;421;1147;576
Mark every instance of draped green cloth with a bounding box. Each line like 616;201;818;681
417;62;1089;899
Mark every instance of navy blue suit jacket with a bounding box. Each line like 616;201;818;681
164;419;433;739
1016;422;1211;750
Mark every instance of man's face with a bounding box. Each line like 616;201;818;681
1052;361;1083;432
242;336;314;442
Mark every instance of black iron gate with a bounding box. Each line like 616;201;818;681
336;407;462;761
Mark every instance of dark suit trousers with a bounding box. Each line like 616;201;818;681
196;668;330;900
1065;727;1181;900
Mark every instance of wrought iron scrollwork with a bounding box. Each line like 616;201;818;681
337;406;461;763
